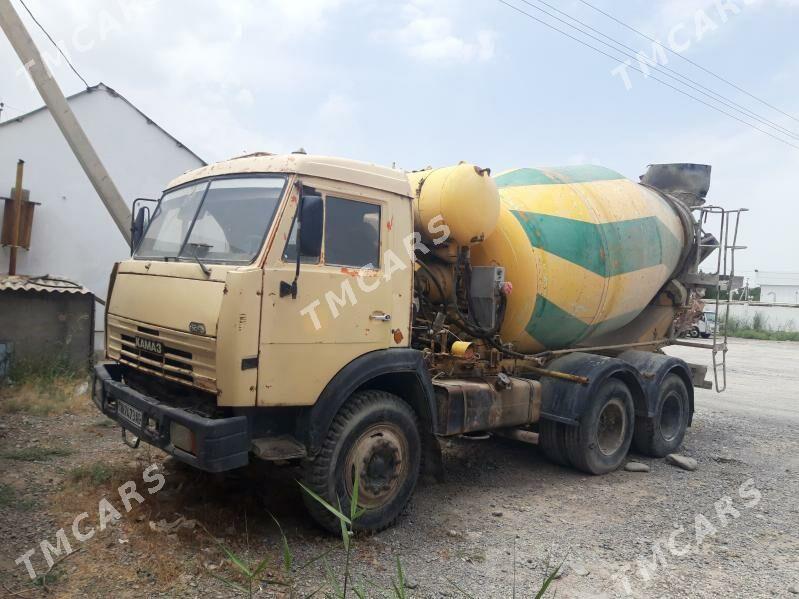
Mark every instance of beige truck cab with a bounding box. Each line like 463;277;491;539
95;153;431;531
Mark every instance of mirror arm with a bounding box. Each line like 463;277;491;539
280;185;303;299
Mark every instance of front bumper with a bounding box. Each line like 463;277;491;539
93;363;249;472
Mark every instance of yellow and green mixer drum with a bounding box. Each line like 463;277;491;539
471;165;687;352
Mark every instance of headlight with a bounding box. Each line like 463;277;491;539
170;422;197;455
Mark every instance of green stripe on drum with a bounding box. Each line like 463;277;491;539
526;295;643;348
494;165;624;187
526;294;591;347
511;211;681;277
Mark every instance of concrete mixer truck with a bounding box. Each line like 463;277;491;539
91;152;744;533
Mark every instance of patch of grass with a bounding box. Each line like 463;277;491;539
0;446;73;461
5;354;88;385
0;483;35;510
68;461;130;486
0;367;92;416
725;313;799;342
0;482;14;507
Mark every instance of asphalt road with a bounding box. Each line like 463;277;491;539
667;337;799;423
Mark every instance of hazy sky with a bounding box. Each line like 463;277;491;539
2;0;798;281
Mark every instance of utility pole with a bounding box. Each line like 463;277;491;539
0;0;131;246
8;159;24;275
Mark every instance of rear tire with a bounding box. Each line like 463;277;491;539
539;419;570;467
633;373;690;458
565;378;634;474
301;390;421;534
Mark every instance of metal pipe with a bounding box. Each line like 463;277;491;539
522;365;589;385
536;338;673;359
8;159;24;275
0;0;131;246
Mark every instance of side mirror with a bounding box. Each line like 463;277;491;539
131;207;148;250
130;198;156;254
299;195;323;257
280;194;324;299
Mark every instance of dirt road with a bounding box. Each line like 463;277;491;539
1;338;797;598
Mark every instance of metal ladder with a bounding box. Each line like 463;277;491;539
692;206;748;392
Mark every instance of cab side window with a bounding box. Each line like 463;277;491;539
324;196;381;268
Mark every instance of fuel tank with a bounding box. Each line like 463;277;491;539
470;165;688;352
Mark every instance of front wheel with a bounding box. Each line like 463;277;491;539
565;378;635;474
301;390;421;534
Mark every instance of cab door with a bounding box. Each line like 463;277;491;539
258;179;412;407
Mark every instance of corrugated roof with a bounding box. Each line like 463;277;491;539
0;275;92;295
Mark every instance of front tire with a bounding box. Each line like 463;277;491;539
565;378;634;474
633;374;690;458
301;390;421;534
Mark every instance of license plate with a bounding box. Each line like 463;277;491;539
118;401;143;428
135;336;163;355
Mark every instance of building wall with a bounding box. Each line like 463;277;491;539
759;285;799;304
0;290;94;369
0;88;204;348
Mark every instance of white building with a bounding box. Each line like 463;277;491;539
755;271;799;305
0;83;205;347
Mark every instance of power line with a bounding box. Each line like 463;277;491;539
576;0;799;125
517;0;799;142
495;0;799;151
17;0;90;89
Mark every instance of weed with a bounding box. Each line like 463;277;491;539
0;482;14;507
68;462;128;485
0;446;72;461
0;371;91;416
0;483;35;510
200;472;561;597
723;313;799;342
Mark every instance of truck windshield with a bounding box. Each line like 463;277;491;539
135;175;287;263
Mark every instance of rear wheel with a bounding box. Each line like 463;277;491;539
565;378;634;474
633;373;690;457
539;419;570;467
301;390;421;534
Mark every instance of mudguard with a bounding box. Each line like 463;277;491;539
538;352;646;426
617;350;695;425
299;348;437;453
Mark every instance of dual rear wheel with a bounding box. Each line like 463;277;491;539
540;373;690;474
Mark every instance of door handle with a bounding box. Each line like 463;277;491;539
370;312;391;322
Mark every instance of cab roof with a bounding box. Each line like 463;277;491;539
166;153;412;197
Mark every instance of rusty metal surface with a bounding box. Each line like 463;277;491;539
434;376;540;436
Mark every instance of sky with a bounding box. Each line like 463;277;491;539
1;0;798;281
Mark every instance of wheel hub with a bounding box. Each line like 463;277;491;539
345;424;408;508
659;392;683;441
596;398;627;456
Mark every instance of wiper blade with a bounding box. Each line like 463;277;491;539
186;243;212;277
193;253;211;277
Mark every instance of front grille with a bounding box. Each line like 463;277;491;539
107;314;216;392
